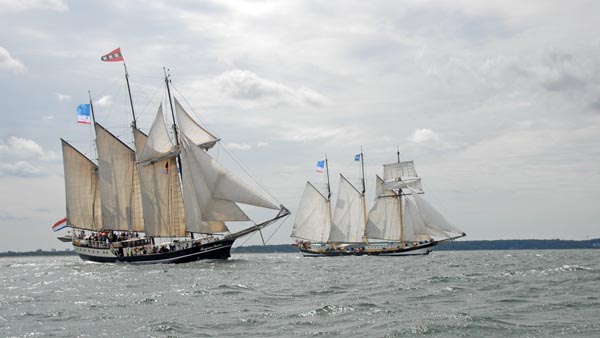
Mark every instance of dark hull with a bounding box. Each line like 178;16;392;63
74;238;234;264
298;241;437;257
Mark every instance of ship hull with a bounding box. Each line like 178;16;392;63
72;238;235;264
298;241;437;257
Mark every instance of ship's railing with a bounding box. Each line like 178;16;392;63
73;239;110;249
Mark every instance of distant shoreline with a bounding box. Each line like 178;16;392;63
1;238;599;256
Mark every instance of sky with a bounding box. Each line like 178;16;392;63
1;0;599;251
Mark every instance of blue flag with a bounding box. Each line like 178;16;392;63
355;153;361;161
77;104;91;124
316;160;325;173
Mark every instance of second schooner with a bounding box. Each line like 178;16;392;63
59;50;289;264
291;149;465;256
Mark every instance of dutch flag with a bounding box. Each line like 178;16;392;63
52;218;68;232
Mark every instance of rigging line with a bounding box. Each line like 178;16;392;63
264;215;291;244
128;78;166;125
219;143;282;205
236;230;258;247
170;84;216;134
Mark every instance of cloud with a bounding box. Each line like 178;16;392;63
225;142;252;150
0;161;45;178
0;0;68;13
94;95;112;107
257;141;269;148
0;46;26;73
55;93;71;102
0;136;59;160
409;128;440;143
217;69;328;106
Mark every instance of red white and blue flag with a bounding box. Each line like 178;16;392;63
316;160;325;173
101;47;124;62
52;218;67;232
77;104;91;124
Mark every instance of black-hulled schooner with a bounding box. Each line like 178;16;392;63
59;58;289;264
291;150;465;256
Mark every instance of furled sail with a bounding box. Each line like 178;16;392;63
291;181;331;242
134;116;186;237
95;123;143;231
329;174;366;243
383;161;418;181
174;98;219;150
365;176;401;240
410;189;463;236
61;139;102;230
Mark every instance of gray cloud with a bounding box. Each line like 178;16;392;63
0;46;26;72
0;161;45;178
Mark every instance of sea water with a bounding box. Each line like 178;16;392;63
1;250;599;337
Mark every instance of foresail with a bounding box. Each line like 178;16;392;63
95;123;139;231
134;128;186;237
329;174;366;243
291;181;331;242
402;196;434;241
410;189;463;236
179;135;250;233
61;139;102;231
174;98;218;150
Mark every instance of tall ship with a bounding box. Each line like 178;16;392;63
291;149;465;256
57;50;289;264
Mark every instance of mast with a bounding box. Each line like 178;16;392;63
397;145;400;163
325;154;333;227
360;147;367;242
88;91;96;124
123;63;137;129
163;67;189;237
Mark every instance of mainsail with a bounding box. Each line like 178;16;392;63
291;181;331;242
61;139;102;230
328;174;366;243
95;123;143;232
134;107;186;237
365;176;401;241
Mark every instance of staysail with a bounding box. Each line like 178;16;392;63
61;139;102;230
291;181;331;242
328;174;366;243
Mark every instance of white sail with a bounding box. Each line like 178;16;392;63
402;196;434;241
291;181;331;242
383;161;418;181
329;174;366;243
61;139;102;231
95;123;141;231
134;127;186;237
137;104;178;163
411;190;463;236
383;177;423;192
174;98;218;149
365;176;401;240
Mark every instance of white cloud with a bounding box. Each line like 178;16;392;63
55;93;71;102
257;141;269;148
0;161;44;178
409;128;440;143
217;69;327;106
0;136;59;161
225;142;252;150
0;46;25;73
94;95;112;107
0;0;68;13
